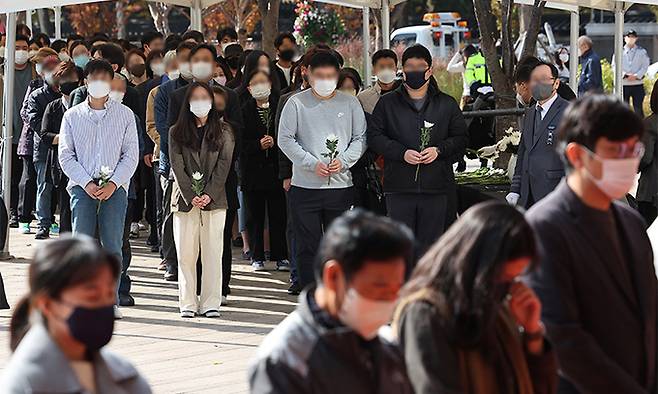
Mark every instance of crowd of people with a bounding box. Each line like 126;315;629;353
0;22;656;394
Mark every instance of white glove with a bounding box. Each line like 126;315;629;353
506;192;520;206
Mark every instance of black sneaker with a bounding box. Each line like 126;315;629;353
146;233;159;247
35;227;50;240
232;236;243;248
287;282;302;296
8;217;19;228
164;266;178;281
118;293;135;306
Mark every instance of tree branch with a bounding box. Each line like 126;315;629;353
520;0;546;59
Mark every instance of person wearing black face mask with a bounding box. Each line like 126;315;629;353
273;32;297;90
35;61;82;237
367;44;468;264
1;236;152;393
394;201;556;394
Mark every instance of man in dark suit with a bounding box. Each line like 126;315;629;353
166;43;243;302
525;94;657;394
508;61;568;208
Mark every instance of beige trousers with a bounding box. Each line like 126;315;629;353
173;207;226;314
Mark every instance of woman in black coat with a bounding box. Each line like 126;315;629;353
239;69;288;272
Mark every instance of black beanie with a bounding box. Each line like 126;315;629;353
402;44;432;67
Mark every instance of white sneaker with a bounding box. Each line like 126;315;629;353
221;295;228;306
138;222;148;231
130;222;140;237
252;261;266;271
114;306;123;320
276;260;291;272
204;310;220;318
180;310;195;318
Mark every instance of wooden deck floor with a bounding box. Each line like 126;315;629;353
0;227;297;393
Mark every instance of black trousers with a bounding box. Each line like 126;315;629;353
161;176;178;270
244;188;288;262
289;186;353;287
386;192;451;266
9;145;22;218
58;174;72;233
222;208;236;295
17;157;36;223
153;164;163;252
638;201;657;228
623;84;645;118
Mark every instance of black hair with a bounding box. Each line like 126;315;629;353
84;58;114;78
462;44;478;59
141;31;164;48
401;201;536;352
274;32;296;49
90;33;110;46
215;56;233;83
236;50;280;99
34;32;51;48
16;23;31;38
10;235;121;351
372;49;397;67
314;209;413;283
535;60;559;80
93;43;125;69
164;33;183;52
171;82;226;152
651;79;658;114
402;44;432;67
176;40;197;54
51;39;67;54
332;50;344;67
309;51;340;71
15;34;30;46
190;43;218;60
217;27;238;42
338;68;363;94
145;49;164;79
514;56;541;83
557;95;644;168
182;30;204;43
67;34;84;43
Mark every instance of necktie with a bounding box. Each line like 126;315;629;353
533;105;543;139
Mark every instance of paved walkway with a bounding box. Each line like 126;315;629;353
0;226;297;393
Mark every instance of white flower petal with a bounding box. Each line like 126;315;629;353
192;172;203;180
424;121;434;128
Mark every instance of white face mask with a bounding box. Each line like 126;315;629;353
87;80;111;99
44;71;55;86
58;52;71;62
191;61;213;80
35;63;44;76
0;46;6;59
584;153;640;200
214;75;227;86
168;69;180;80
338;288;397;340
179;62;193;79
259;66;271;75
189;99;212;118
250;82;271;100
120;67;131;80
558;53;569;63
377;68;397;84
151;62;166;77
221;41;237;52
312;78;337;97
109;90;125;103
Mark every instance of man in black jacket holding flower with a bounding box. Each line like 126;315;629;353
368;45;467;262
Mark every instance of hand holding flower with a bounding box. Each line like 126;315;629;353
328;159;342;173
420;147;439;164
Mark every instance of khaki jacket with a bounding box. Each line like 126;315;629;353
145;86;160;159
169;120;234;212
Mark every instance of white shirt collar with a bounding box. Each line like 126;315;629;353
537;92;558;117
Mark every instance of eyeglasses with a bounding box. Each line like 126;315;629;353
581;141;645;160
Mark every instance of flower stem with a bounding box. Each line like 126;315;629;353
415;164;420;182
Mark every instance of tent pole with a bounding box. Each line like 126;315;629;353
363;6;371;87
381;0;390;49
54;6;62;40
25;10;32;36
613;3;624;98
569;9;578;92
1;12;17;259
191;0;202;31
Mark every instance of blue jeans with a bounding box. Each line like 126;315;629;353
34;160;52;229
70;185;127;262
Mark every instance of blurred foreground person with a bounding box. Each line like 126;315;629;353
249;209;414;393
526;95;657;393
394;201;556;394
1;236;151;393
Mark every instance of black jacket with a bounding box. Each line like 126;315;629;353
135;77;161;157
525;181;657;394
39;98;67;185
249;288;413;394
167;82;244;210
273;65;290;91
28;84;61;162
240;95;282;191
367;83;468;193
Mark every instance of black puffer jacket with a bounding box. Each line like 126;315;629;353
367;82;467;193
249;288;413;394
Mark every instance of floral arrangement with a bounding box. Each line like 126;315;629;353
477;127;521;162
455;167;510;185
294;0;347;47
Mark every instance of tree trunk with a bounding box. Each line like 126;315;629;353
258;0;280;57
116;1;126;39
148;2;172;35
520;1;546;59
372;11;381;51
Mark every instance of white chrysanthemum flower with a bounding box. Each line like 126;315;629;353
99;166;113;177
478;145;498;158
326;134;339;143
509;131;521;146
424;121;435;128
192;172;203;181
